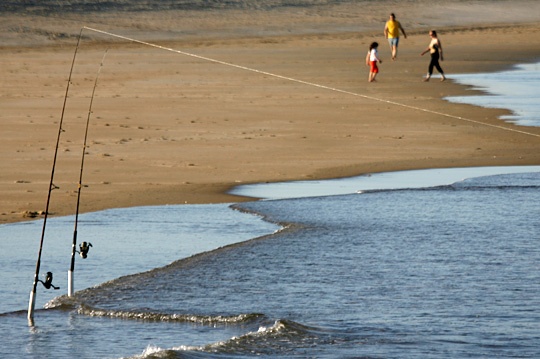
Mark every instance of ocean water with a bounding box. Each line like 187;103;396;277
447;61;540;127
1;166;540;359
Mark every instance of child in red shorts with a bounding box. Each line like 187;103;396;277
365;42;383;82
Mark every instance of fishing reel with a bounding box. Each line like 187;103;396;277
78;242;93;259
38;272;60;290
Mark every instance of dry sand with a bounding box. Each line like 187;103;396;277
1;0;540;224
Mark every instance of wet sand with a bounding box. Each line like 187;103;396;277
1;0;540;224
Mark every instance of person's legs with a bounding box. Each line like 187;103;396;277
369;61;378;82
434;62;446;81
425;53;438;81
388;38;399;60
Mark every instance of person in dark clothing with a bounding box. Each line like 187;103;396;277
420;30;446;82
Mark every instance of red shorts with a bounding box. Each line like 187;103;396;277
370;61;379;73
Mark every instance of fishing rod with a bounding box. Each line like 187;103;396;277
28;28;84;325
68;49;108;297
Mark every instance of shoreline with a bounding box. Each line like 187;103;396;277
231;165;540;201
1;3;540;224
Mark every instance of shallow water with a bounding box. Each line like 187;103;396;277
1;167;539;358
447;61;540;127
0;204;280;315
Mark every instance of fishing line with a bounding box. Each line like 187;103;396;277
68;50;108;297
82;26;540;139
28;28;85;324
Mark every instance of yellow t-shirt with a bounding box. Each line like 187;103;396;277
386;20;401;38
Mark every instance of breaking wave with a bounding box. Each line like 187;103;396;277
78;304;264;324
126;319;335;358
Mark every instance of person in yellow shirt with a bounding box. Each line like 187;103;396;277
384;13;407;60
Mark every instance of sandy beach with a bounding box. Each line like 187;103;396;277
1;0;540;224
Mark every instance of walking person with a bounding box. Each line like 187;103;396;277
384;13;407;60
420;30;446;81
366;42;382;82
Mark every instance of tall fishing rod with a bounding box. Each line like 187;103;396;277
28;28;84;325
68;50;108;297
